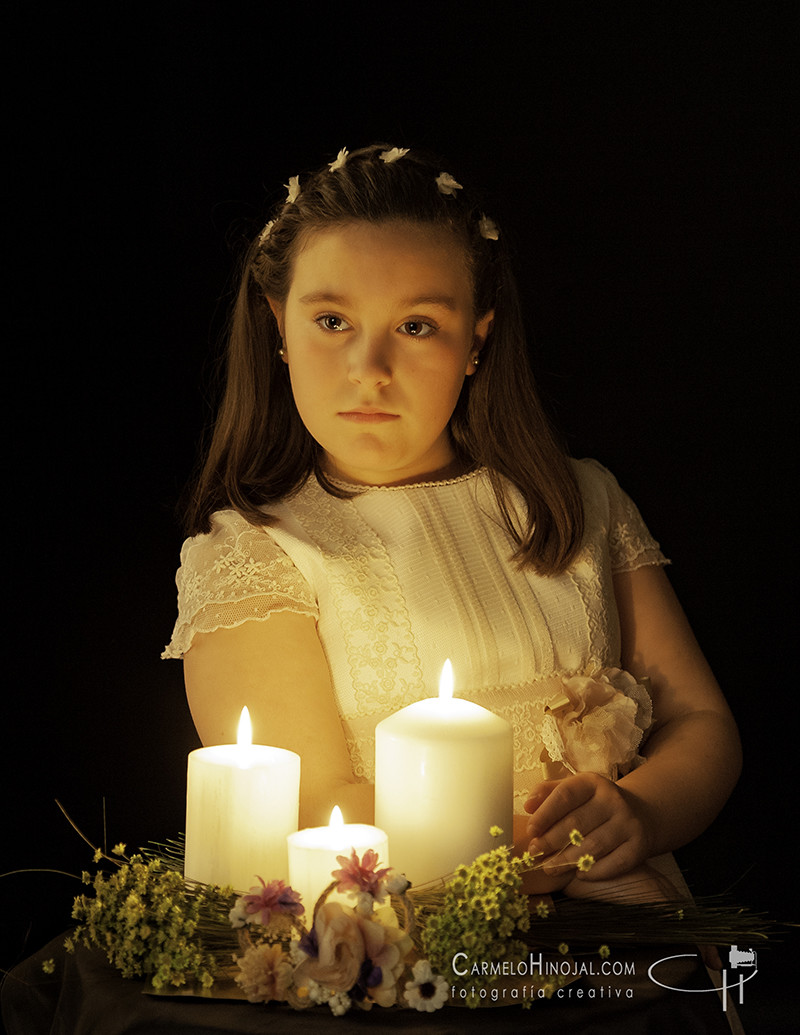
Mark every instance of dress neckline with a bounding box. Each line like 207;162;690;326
324;467;486;493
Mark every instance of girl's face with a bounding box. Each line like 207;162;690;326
271;221;492;486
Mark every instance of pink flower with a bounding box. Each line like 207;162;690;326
240;877;304;926
331;849;391;901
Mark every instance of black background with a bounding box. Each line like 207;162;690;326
5;2;796;1031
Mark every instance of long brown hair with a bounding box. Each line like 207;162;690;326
185;144;584;574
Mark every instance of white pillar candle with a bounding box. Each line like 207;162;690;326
287;806;389;918
375;660;513;884
184;707;301;892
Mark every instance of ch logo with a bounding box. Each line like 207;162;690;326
648;948;758;1013
729;945;757;969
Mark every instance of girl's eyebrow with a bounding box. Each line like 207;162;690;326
297;292;348;306
401;295;458;311
297;291;458;311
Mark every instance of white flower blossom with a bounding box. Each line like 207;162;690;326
403;959;449;1012
288;935;306;964
435;172;463;196
479;215;499;240
328;148;349;172
285;176;301;204
354;891;375;915
385;871;411;896
229;898;248;928
301;978;331;1004
328;991;351;1015
379;147;409;163
258;220;275;246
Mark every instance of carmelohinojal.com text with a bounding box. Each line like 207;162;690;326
450;951;636;1003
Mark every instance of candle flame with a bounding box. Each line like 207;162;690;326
329;805;344;828
237;707;253;748
438;659;454;701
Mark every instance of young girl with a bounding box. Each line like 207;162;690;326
163;143;741;899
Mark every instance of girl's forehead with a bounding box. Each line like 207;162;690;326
289;220;473;290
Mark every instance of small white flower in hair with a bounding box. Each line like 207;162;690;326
258;220;275;246
436;172;463;196
328;148;349;172
379;147;409;163
285;176;301;204
479;215;499;240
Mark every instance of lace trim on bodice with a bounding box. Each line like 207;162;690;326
279;484;426;717
161;515;318;658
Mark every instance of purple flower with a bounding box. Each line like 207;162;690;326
241;877;304;926
349;958;383;1002
297;927;319;959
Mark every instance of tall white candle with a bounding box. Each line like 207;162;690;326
375;660;513;884
184;708;301;892
287;806;389;918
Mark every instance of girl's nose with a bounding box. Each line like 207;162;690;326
347;333;392;387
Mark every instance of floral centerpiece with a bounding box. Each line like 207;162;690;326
57;815;772;1016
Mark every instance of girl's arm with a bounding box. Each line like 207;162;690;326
183;612;374;829
524;564;742;880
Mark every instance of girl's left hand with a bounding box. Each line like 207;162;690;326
524;773;653;881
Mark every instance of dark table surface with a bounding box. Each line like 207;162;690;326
2;931;744;1035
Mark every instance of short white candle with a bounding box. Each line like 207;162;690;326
375;660;513;883
287;806;389;918
184;707;301;892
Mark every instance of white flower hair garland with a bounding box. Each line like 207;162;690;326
256;149;501;251
328;148;349;172
284;176;301;204
478;215;500;240
379;147;409;163
435;171;463;196
258;220;275;246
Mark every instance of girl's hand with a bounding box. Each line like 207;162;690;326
524;773;654;881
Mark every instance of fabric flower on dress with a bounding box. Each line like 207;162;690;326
403;959;449;1012
328;148;349;172
540;667;653;780
435;171;463;195
234;942;293;1003
379;147;409;163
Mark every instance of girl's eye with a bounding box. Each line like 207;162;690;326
400;320;435;338
316;314;350;332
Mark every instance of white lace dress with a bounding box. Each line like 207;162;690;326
163;459;668;812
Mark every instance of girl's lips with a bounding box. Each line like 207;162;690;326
339;410;399;423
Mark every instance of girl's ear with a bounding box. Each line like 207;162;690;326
267;297;285;337
466;310;494;375
475;309;494;346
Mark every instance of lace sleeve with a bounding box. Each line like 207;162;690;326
580;460;670;573
161;510;318;659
